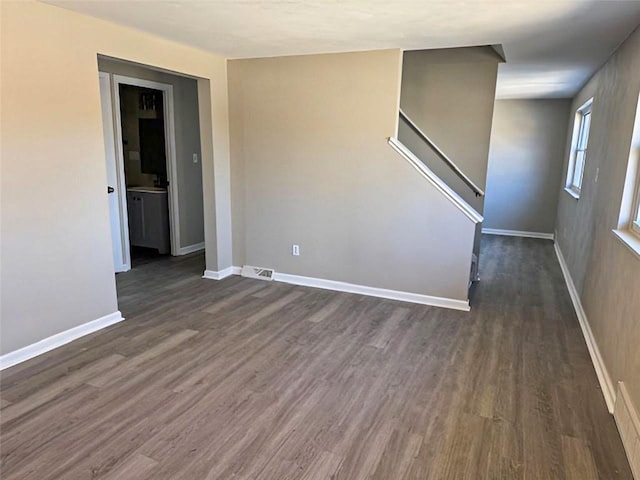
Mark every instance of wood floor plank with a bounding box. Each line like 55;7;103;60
1;353;125;425
86;329;198;387
367;306;410;349
370;430;422;480
0;384;101;473
0;238;633;479
305;295;348;323
561;434;600;480
202;281;268;315
101;453;158;480
243;290;306;324
299;450;344;480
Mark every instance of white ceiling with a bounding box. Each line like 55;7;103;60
45;0;640;98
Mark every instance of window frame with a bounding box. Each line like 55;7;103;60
631;169;640;237
612;93;640;259
565;98;594;198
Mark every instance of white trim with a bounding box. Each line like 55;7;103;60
111;75;180;257
387;137;483;224
614;382;640;479
565;97;594;194
106;74;132;271
178;242;205;256
564;186;581;200
612;229;640;261
274;272;471;311
626;93;640;239
203;267;236;280
212;266;471;311
632;164;640;233
482;228;554;240
631;158;640;236
99;72;128;273
553;241;615;413
0;312;124;370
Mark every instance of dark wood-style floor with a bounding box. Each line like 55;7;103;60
0;236;632;479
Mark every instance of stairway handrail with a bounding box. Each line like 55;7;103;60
399;108;485;197
387;137;483;224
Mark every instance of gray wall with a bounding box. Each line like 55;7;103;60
484;99;571;233
229;49;477;301
555;26;640;418
98;58;205;249
399;47;501;213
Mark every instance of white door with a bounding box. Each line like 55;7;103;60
99;72;130;272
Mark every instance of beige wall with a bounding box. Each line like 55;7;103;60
555;27;640;416
98;58;205;249
485;99;571;233
0;0;231;355
399;47;501;213
229;50;476;301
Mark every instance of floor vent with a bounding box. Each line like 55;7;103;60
241;265;275;281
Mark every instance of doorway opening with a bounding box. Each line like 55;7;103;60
119;83;171;265
99;58;206;278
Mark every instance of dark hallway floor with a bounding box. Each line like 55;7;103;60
0;236;632;479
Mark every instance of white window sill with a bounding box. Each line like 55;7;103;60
564;187;580;199
612;229;640;261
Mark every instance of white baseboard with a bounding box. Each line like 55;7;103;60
614;382;640;479
554;242;615;413
482;228;554;240
0;311;124;371
212;266;470;311
178;242;205;255
274;272;471;311
202;267;236;281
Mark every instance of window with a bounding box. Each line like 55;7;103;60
565;98;594;198
632;169;640;237
614;151;640;257
613;93;640;258
625;93;640;240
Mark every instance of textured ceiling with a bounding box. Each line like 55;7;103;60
44;0;640;98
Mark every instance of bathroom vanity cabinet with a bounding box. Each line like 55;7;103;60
126;187;170;254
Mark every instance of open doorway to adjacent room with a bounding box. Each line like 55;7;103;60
98;57;206;283
119;81;172;265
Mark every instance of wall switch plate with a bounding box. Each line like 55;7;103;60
292;244;300;256
193;153;199;164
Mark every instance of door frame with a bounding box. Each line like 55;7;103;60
99;72;129;272
111;74;181;259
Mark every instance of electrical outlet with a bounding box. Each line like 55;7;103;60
192;153;199;164
292;244;300;256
